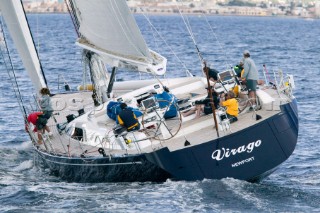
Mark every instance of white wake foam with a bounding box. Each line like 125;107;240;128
11;160;33;172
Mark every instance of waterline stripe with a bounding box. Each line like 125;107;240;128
37;153;143;166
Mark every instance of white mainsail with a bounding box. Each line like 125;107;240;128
0;0;46;92
71;0;167;75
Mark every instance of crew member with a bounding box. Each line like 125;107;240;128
26;111;51;144
203;66;219;83
220;91;239;123
242;50;259;109
152;86;178;119
117;103;140;132
234;60;244;78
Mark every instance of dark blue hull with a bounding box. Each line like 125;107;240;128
34;149;171;182
145;100;299;182
34;100;298;182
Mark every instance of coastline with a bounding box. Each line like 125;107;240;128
25;12;318;20
22;1;320;20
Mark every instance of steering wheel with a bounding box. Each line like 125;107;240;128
141;99;182;141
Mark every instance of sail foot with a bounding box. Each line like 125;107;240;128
77;39;167;75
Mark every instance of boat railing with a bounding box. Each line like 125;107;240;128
42;133;56;154
26;123;58;155
57;132;89;158
106;130;143;154
125;132;143;153
26;126;39;146
268;69;296;99
92;135;120;156
241;68;295;112
42;120;146;159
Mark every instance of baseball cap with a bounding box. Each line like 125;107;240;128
243;50;250;55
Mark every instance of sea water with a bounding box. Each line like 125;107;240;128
0;14;319;212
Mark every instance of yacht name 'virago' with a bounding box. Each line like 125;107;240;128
212;140;262;161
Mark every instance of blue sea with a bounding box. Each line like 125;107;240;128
0;14;319;212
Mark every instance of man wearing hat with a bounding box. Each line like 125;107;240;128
242;50;259;109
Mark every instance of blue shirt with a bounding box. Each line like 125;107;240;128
107;101;142;123
154;92;177;119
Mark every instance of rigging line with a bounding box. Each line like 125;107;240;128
64;0;80;37
201;15;231;69
0;17;28;118
70;0;80;30
150;72;165;88
140;9;193;77
150;26;160;53
142;18;161;62
0;50;26;119
112;0;149;60
19;0;48;87
176;4;204;71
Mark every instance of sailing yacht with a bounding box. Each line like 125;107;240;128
0;0;298;182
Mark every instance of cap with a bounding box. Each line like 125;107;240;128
149;89;157;94
120;103;127;109
243;50;250;55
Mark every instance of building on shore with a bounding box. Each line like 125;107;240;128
22;0;319;19
23;0;67;13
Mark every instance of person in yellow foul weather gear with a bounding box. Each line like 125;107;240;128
220;91;239;123
117;103;140;132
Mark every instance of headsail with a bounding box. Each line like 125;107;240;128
0;0;46;92
69;0;167;75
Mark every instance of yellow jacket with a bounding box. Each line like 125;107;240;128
222;98;239;117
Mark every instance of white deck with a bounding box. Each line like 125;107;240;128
32;81;292;159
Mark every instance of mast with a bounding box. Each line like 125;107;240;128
84;51;109;105
203;62;220;137
0;0;47;92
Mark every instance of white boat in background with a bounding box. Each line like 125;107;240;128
0;0;298;182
